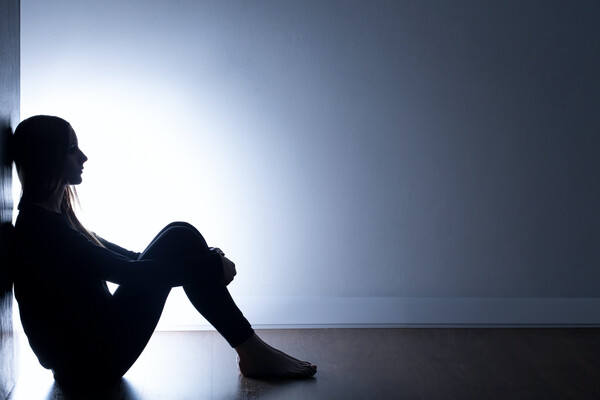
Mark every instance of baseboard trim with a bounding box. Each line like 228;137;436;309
155;294;600;330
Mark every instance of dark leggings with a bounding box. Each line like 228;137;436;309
58;222;254;384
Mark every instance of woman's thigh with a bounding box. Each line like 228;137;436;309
103;283;170;378
103;222;210;378
54;283;171;384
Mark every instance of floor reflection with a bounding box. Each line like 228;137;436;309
13;330;321;400
236;375;318;400
44;378;141;400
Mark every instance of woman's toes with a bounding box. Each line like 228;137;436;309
304;365;317;377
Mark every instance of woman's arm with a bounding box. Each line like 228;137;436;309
64;229;223;287
16;209;223;287
96;235;141;260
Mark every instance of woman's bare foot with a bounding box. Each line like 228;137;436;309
235;334;317;378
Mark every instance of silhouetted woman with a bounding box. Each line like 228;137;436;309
11;115;316;387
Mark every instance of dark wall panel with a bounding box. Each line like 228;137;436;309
0;0;19;398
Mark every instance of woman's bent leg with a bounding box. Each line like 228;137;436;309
105;222;314;380
96;223;212;380
151;225;316;378
139;225;254;347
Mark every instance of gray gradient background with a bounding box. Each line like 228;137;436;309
20;0;600;304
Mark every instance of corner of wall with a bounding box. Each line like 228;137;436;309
0;0;20;398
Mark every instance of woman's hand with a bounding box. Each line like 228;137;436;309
210;247;225;256
220;255;237;286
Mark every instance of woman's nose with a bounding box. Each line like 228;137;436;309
80;150;88;163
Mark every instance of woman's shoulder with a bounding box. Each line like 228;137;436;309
15;204;70;234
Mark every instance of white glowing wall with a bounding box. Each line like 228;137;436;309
18;1;600;327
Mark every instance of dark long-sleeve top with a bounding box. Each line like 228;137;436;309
12;204;222;370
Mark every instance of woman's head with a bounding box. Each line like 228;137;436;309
12;115;87;208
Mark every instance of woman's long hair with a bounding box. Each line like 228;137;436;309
12;115;103;246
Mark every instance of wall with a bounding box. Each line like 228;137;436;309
19;0;600;327
0;0;19;396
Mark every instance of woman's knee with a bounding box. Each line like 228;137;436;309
142;224;209;259
162;221;198;233
153;221;203;242
159;226;208;250
151;222;205;246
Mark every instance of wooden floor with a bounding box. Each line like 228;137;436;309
7;328;600;399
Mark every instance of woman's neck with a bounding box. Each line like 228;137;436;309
32;184;66;213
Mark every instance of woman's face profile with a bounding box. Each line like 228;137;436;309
61;127;88;185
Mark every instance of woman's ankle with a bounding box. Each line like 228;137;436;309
234;333;259;358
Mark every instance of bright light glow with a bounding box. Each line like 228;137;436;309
18;1;451;329
24;0;598;329
18;67;293;326
14;0;600;333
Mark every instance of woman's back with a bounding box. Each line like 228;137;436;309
13;204;112;370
